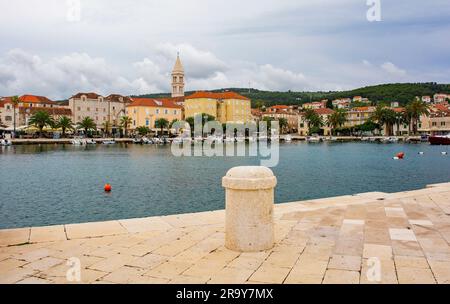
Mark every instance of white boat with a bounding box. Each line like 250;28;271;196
102;140;116;145
85;139;96;145
0;139;12;146
284;135;292;142
224;137;234;143
306;136;322;143
132;138;142;144
194;136;203;142
142;137;153;144
236;136;245;143
71;139;83;145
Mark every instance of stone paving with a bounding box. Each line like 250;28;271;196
1;182;450;284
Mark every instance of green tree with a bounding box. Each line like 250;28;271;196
102;120;111;137
136;126;150;136
278;118;288;134
77;117;96;136
11;96;19;137
406;98;430;135
120;116;133;137
303;108;323;134
56;116;73;138
327;109;347;135
394;111;408;136
155;118;169;136
28;110;54;137
185;113;216;136
371;104;397;136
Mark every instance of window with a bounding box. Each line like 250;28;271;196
441;122;446;126
77;107;81;111
6;105;10;110
96;108;98;112
173;110;177;115
5;116;12;121
146;119;149;126
432;122;437;126
300;123;304;128
95;116;98;121
87;107;90;111
164;109;168;114
133;120;136;126
156;109;160;114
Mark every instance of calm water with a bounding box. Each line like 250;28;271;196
1;142;449;229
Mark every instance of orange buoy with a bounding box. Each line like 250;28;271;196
396;152;405;159
104;184;112;192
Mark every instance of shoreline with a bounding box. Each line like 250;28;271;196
4;135;423;145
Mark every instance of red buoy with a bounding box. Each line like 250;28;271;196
104;184;112;192
396;152;405;159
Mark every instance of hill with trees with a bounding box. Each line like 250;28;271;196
133;82;450;108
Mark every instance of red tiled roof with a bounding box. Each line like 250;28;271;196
20;107;72;116
105;94;133;103
185;91;249;100
434;104;450;113
128;98;183;109
20;95;55;105
314;108;334;115
352;106;375;112
71;92;103;99
393;107;406;113
270;105;289;109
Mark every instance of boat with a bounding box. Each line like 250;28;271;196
142;137;153;144
132;138;143;144
429;134;450;145
0;139;12;146
71;138;83;145
236;136;245;143
85;139;96;145
306;136;322;143
102;140;116;145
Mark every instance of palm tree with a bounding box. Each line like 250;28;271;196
11;96;19;137
77;117;96;136
327;109;347;135
102;120;111;137
371;105;396;136
155;118;169;137
406;98;429;135
394;111;408;136
56;116;73;138
302;108;323;134
120;116;133;137
278;118;288;134
28;110;54;137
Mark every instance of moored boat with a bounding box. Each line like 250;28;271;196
429;134;450;145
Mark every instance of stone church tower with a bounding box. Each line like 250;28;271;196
171;53;185;97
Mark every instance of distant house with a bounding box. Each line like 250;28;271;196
262;105;299;133
433;93;450;104
421;96;432;103
302;101;326;110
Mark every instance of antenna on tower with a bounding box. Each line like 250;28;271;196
248;81;251;93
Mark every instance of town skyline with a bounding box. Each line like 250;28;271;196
1;0;450;100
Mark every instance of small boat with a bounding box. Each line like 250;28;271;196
224;137;234;143
306;136;322;143
236;136;245;143
0;139;12;146
132;138;143;144
102;140;116;145
284;135;292;142
429;134;450;145
142;137;153;144
71;139;83;145
85;139;96;145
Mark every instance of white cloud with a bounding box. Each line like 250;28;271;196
381;62;407;77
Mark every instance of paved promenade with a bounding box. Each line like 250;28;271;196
1;183;449;284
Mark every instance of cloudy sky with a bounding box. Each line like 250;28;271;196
0;0;449;99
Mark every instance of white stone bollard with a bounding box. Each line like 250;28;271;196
222;166;277;252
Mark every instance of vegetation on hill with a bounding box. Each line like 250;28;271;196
133;82;450;108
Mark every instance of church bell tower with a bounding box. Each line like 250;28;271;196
171;53;185;98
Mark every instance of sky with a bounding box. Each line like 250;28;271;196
0;0;449;99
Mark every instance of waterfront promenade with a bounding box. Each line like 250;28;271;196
1;182;449;284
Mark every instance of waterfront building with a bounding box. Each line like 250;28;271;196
126;98;183;130
262;105;299;133
344;106;376;128
332;98;351;109
184;91;251;123
68;93;132;132
0;95;71;128
171;54;185;98
419;103;450;135
251;109;262;122
298;108;334;136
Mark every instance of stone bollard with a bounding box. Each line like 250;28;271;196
222;166;277;252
